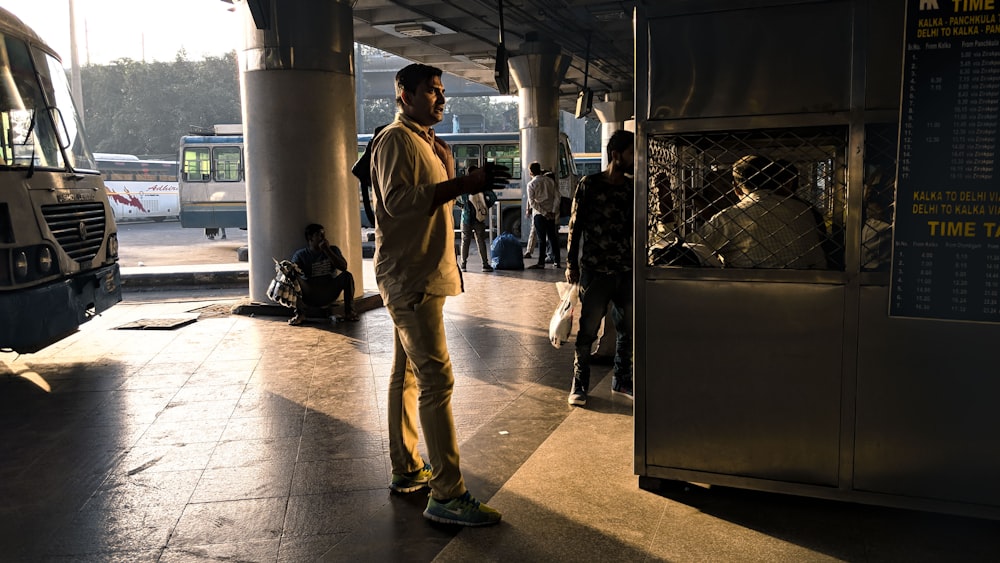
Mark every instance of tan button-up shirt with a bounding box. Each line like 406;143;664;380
371;113;462;304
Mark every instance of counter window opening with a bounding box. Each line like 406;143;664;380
646;126;890;272
860;123;898;273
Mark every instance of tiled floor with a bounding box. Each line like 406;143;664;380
2;261;998;562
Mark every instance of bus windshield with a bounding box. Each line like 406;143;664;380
35;44;94;170
0;33;93;170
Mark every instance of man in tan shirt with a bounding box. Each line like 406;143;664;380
371;63;508;527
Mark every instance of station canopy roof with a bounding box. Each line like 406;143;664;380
350;0;635;113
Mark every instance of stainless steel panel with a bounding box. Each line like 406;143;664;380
643;279;845;486
646;2;852;120
864;0;905;110
855;286;1000;506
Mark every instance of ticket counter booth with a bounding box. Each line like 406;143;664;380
635;0;1000;519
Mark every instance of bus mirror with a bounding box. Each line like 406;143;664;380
50;107;71;149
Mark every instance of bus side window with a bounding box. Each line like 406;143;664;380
485;144;520;179
183;147;211;181
214;146;242;182
558;147;571;179
452;144;481;178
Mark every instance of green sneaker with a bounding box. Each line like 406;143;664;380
423;491;502;526
390;463;432;493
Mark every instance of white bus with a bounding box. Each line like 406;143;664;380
0;7;122;352
178;125;245;230
95;154;179;222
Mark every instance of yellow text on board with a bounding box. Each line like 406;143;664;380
926;221;1000;236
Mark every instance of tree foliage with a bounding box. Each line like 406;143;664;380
78;49;602;156
80;51;241;159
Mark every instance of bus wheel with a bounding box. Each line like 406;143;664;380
501;209;522;238
153;217;165;223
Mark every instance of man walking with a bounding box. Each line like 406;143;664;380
565;130;635;406
370;63;509;526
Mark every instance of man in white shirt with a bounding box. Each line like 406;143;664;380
526;161;561;269
689;155;827;269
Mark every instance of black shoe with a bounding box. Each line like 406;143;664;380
527;264;545;269
568;380;588;406
482;264;494;272
611;377;634;400
461;262;468;272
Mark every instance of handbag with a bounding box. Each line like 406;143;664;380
470;192;489;222
266;259;303;308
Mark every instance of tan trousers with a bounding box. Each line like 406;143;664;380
385;293;466;500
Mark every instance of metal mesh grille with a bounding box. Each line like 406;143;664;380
861;124;898;272
647;127;848;270
40;202;107;263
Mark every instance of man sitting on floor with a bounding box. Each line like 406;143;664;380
289;223;359;325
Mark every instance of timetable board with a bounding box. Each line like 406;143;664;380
891;0;1000;322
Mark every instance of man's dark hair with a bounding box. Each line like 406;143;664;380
606;130;634;161
304;223;324;240
529;161;543;176
733;155;783;193
395;63;443;108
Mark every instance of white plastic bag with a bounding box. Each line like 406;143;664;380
549;282;579;348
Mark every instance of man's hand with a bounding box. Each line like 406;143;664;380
482;162;511;192
434;163;511;208
566;267;579;284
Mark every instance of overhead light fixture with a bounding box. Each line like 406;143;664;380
593;10;626;22
394;23;436;37
469;55;496;66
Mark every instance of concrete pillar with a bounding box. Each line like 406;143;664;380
238;0;362;303
508;34;570;241
593;91;634;168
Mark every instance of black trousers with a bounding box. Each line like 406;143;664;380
532;214;560;266
298;271;355;314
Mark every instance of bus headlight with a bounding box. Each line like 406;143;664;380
107;233;119;258
37;246;53;274
14;250;28;279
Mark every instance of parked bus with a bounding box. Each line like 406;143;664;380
177;129;577;237
574;153;603;178
0;8;122;353
358;131;578;235
178;124;245;230
95;153;179;222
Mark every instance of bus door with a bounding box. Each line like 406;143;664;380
556;137;579;226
